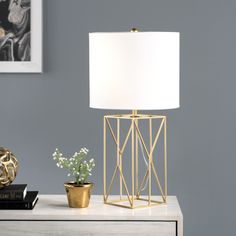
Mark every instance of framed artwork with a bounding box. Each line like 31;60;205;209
0;0;42;73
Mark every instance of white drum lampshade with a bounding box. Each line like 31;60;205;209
89;32;180;110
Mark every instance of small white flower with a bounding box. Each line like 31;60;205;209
67;173;70;177
81;148;87;154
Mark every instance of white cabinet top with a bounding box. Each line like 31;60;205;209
0;195;183;221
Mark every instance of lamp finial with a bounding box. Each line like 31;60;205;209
131;28;139;32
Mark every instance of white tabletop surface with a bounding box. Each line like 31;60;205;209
0;195;183;221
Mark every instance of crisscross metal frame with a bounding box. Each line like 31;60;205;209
103;112;167;209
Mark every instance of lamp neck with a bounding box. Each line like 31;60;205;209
132;110;138;117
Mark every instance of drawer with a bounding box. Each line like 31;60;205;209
0;221;176;236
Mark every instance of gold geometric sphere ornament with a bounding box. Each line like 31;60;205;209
0;147;19;189
0;27;5;39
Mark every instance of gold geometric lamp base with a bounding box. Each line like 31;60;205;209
103;111;167;209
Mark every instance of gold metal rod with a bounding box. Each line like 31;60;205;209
137;170;148;196
132;110;138;116
148;118;165;201
104;114;166;118
117;119;120;167
132;203;163;209
135;118;164;161
134;122;150;158
137;197;164;204
117;118;122;199
135;119;163;160
149;118;152;205
133;123;152;197
132;204;160;209
118;166;132;206
106;118;120;152
106;198;132;204
150;119;165;157
120;123;133;155
105;202;134;209
131;119;135;208
135;119;139;197
105;118;132;200
106;201;164;209
135;119;165;200
104;114;166;120
152;164;165;201
164;117;167;202
103;117;107;202
105;166;119;202
106;118;133;157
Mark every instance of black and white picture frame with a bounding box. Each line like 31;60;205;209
0;0;42;73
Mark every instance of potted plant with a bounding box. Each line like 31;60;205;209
52;147;95;208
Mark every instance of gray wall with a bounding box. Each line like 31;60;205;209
0;0;234;235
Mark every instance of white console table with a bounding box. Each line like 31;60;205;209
0;195;183;236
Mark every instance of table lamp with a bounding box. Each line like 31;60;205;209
89;29;179;209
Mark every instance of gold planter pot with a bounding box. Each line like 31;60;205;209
64;182;93;208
